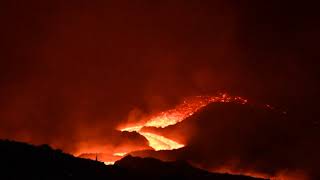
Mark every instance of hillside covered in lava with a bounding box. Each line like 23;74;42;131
76;100;317;179
0;139;265;180
128;102;318;179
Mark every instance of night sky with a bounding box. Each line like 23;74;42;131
0;1;319;178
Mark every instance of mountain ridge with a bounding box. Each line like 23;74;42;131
0;139;267;180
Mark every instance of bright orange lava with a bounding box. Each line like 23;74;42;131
119;93;248;151
103;161;114;165
139;132;184;151
113;152;127;157
78;94;295;179
82;93;249;166
144;94;247;128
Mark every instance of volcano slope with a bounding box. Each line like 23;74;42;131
131;102;318;179
0;139;266;180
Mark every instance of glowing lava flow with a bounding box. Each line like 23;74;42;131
144;94;247;128
113;152;127;157
119;129;184;151
104;161;115;165
120;93;248;151
76;94;249;166
139;132;184;150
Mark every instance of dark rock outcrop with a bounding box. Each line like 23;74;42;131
0;139;266;180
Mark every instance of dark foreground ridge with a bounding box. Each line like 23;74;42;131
0;139;267;180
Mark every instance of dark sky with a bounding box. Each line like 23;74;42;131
0;1;319;153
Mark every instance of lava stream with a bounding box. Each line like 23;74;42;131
113;152;127;157
104;161;115;165
120;127;184;151
119;93;247;151
139;132;184;151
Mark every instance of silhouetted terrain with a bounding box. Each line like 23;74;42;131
0;139;266;180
